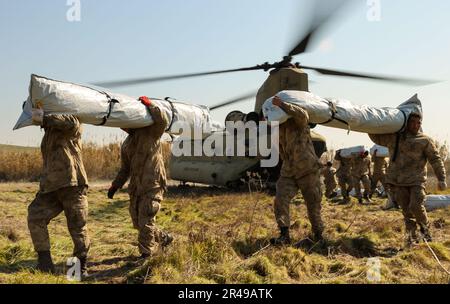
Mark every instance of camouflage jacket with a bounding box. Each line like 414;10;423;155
351;156;371;177
112;105;169;196
40;115;88;193
369;132;446;186
321;167;337;186
372;156;388;176
334;153;352;178
277;102;322;179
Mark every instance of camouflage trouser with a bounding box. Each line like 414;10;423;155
274;172;324;236
324;181;337;198
337;175;352;199
371;173;386;193
352;175;371;199
27;186;90;258
390;185;428;236
129;188;166;255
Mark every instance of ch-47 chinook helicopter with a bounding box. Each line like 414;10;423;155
94;1;435;189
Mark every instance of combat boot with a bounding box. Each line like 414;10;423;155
419;225;433;242
270;227;291;246
161;231;174;247
36;251;56;274
78;256;89;280
341;191;350;204
404;228;419;248
329;191;338;199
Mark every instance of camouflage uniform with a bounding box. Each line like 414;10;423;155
371;156;388;193
351;155;371;200
334;153;353;201
28;115;90;259
274;102;324;238
369;132;446;239
112;105;169;256
321;166;337;198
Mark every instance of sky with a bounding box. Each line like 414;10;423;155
1;0;449;150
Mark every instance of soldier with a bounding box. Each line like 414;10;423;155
108;98;173;258
369;112;447;245
370;149;388;198
334;150;353;204
270;96;324;247
27;108;90;277
351;151;372;204
321;161;338;199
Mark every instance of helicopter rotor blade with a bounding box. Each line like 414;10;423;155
288;0;349;57
209;91;257;111
300;65;440;86
92;65;269;88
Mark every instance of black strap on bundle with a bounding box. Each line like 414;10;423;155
318;100;351;134
97;92;119;126
391;110;408;163
391;133;401;163
164;97;177;132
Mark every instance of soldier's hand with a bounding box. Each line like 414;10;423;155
438;181;447;191
32;108;44;125
272;96;283;107
107;185;118;199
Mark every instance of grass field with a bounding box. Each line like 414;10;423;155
0;182;449;284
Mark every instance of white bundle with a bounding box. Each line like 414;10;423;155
425;195;450;211
370;145;390;157
338;146;367;159
262;90;422;134
13;74;223;136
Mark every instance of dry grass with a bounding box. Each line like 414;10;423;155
0;182;449;284
0;142;172;182
0;141;449;284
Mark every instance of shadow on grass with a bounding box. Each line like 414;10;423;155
0;259;36;274
325;236;399;258
232;237;271;258
167;185;240;199
89;200;128;218
86;255;141;282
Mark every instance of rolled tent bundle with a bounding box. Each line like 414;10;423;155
338;146;367;159
370;145;390;157
13;74;223;136
262;90;423;134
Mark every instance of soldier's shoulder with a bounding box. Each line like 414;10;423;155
416;133;437;145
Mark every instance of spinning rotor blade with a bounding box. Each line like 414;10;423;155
209;91;257;111
92;65;269;88
288;0;349;57
300;65;439;86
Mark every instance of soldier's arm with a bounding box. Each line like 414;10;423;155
111;143;131;189
425;139;447;182
368;133;396;147
149;105;169;138
279;102;309;128
42;114;80;133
